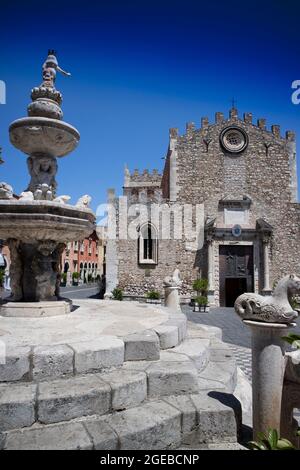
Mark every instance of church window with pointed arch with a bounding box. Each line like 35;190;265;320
138;223;158;265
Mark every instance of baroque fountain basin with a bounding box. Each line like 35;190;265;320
0;200;95;242
9;117;80;158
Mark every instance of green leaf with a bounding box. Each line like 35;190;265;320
257;431;267;441
282;336;296;345
282;334;300;344
248;441;268;450
276;438;295;450
268;428;278;449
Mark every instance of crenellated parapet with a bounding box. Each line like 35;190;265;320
166;108;295;142
124;167;162;187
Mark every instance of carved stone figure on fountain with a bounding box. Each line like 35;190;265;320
31;241;59;301
27;154;57;197
42;50;71;88
7;239;23;302
0;182;13;200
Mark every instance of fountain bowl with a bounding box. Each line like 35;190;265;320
9;117;80;158
0;200;94;242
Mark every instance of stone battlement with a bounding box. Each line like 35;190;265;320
169;109;295;141
124;167;162;186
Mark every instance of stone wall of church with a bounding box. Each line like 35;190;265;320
171;110;299;288
112;109;299;301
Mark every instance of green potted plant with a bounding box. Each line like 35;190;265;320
60;272;67;287
194;295;208;312
193;278;209;312
112;287;123;301
72;271;80;286
146;290;161;304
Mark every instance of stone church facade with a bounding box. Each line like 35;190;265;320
106;108;300;307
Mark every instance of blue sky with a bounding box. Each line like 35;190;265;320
0;0;300;210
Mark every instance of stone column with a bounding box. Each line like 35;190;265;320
262;237;271;294
243;320;295;439
164;286;181;312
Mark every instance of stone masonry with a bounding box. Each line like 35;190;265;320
106;108;300;306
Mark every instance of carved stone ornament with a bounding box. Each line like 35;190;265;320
234;274;300;324
163;268;183;288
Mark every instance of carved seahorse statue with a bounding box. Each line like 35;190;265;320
234;274;300;324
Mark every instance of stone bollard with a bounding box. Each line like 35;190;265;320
164;285;181;311
234;274;300;440
163;268;182;312
243;320;295;439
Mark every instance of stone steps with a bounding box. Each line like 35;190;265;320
0;337;213;432
0;322;241;450
0;314;187;383
1;392;241;450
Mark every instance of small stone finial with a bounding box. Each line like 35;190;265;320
201;117;209;128
286;130;296;142
215;112;224;124
186;122;195;134
133;169;139;177
257;118;266;130
107;188;116;201
271;125;280;138
229;107;238;119
244;113;253;124
169;128;178;139
124;164;130;185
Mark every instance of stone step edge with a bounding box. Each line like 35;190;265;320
0;314;187;383
1;392;242;450
0;339;239;433
0;360;201;431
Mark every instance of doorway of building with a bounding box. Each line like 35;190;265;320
219;245;253;307
225;277;247;307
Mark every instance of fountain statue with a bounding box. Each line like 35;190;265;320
0;51;95;316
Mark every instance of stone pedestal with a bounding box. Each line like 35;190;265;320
164;286;181;312
0;299;72;317
243;320;296;439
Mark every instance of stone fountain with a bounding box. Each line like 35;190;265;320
0;51;95;316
